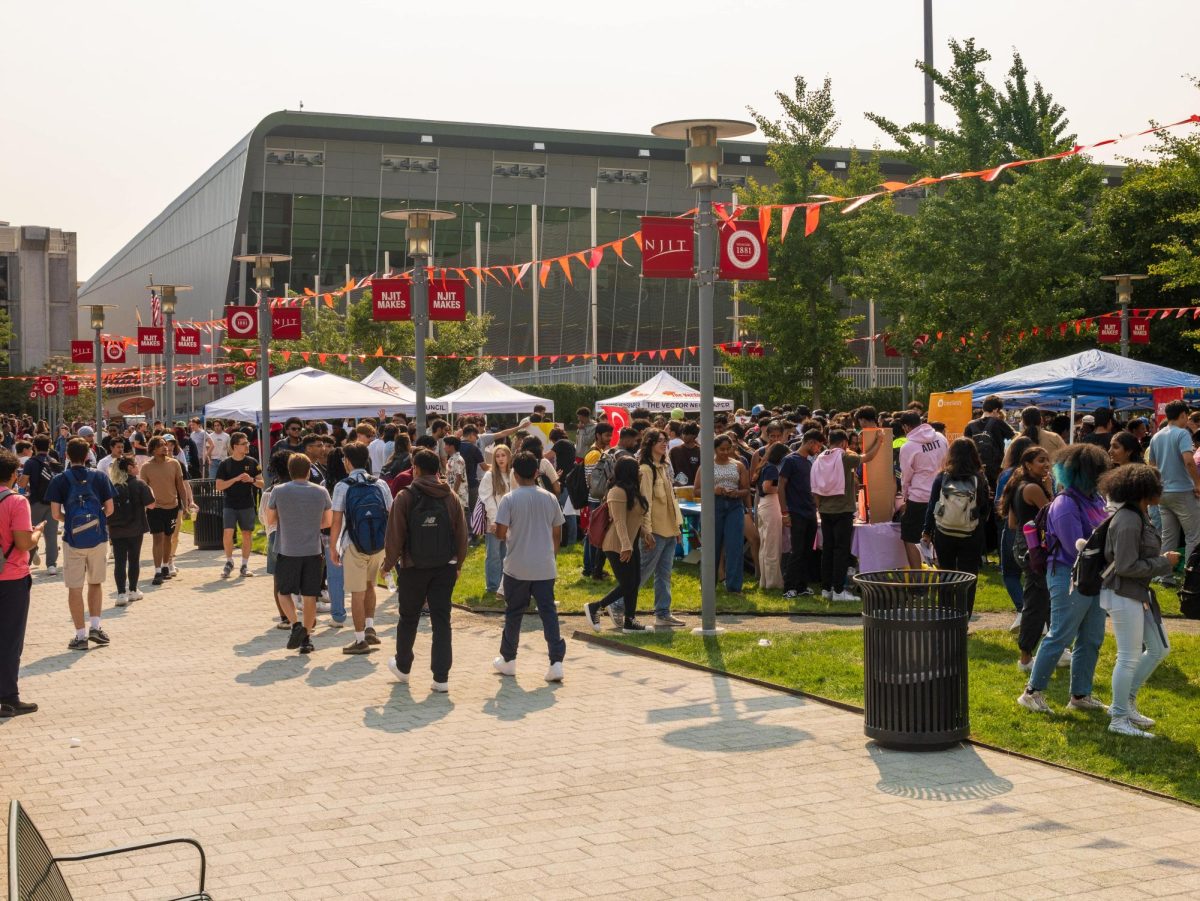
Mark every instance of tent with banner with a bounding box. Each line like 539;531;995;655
359;366;449;413
436;372;553;414
596;370;734;413
205;367;437;422
956;349;1200;412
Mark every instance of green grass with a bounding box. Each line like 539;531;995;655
605;628;1200;805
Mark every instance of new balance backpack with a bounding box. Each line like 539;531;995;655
342;476;389;555
405;484;455;567
64;470;107;548
933;476;979;538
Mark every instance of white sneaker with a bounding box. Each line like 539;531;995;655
1017;658;1033;673
582;602;601;632
1018;690;1052;713
385;572;396;592
1109;716;1154;738
168;564;178;577
115;592;128;607
315;602;332;615
1126;705;1155;728
45;565;57;576
430;680;449;693
832;590;858;603
1067;694;1109;712
320;589;330;601
1056;648;1072;668
1009;612;1023;633
493;656;517;676
385;658;409;683
130;589;144;601
821;589;833;600
545;661;564;683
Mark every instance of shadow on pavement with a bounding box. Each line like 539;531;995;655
867;741;1014;801
306;655;376;687
20;650;88;678
362;683;453;733
233;630;289;658
235;655;310;686
481;676;559;721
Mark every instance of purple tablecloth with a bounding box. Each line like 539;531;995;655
804;520;908;573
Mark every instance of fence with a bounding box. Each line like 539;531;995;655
497;363;904;390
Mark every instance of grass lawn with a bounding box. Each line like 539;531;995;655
604;628;1200;805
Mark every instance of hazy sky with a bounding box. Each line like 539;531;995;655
3;0;1196;280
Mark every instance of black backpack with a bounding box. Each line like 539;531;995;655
107;482;135;529
1180;543;1200;619
970;430;1002;479
405;484;455;568
28;454;62;505
564;462;590;510
1071;511;1116;597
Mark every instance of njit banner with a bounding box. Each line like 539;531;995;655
223;373;236;385
640;216;695;279
176;377;188;387
102;340;126;364
372;279;411;321
1131;317;1151;344
718;222;769;281
429;278;467;321
226;306;258;340
71;340;94;364
1097;316;1120;344
271;308;302;340
63;380;79;396
137;327;165;354
174;326;201;356
207;373;220;385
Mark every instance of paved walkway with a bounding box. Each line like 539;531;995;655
5;546;1200;899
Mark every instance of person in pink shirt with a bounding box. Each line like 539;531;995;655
0;448;45;717
898;411;949;568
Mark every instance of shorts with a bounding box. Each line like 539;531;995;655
63;543;108;589
148;506;180;536
342;544;385;593
900;501;928;544
274;553;324;598
223;506;256;532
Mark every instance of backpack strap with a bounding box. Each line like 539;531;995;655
0;488;18;560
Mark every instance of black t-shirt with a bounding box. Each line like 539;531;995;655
460;440;484;490
669;443;702;486
216;456;261;510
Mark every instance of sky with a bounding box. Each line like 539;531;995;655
3;0;1197;281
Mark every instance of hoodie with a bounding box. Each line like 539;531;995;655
382;473;469;572
898;423;948;503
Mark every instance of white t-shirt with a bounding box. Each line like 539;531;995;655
668;438;684;450
209;431;231;461
367;438;389;476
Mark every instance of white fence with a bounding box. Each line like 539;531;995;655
497;363;904;390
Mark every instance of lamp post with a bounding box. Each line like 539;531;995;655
652;118;755;635
87;305;117;427
1100;273;1148;358
232;253;291;460
380;208;456;430
146;282;192;421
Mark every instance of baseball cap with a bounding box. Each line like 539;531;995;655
77;426;94;438
671;408;684;421
1081;415;1095;425
163;433;177;442
751;404;765;416
1129;417;1150;427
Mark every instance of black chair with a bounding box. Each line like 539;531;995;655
8;800;211;900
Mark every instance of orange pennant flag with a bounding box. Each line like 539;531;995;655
539;262;552;288
877;181;911;192
337;354;347;363
780;205;796;242
303;287;316;297
318;353;328;365
805;205;821;237
589;247;604;269
375;345;384;357
611;239;627;262
281;350;291;362
557;256;573;286
301;352;310;363
758;207;772;241
516;356;526;365
324;294;335;308
631;231;643;251
673;348;683;360
484;268;503;285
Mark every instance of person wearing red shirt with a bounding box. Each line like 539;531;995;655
0;448;44;717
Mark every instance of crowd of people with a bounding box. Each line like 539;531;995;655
0;394;1195;741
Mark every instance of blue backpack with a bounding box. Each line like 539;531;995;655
343;475;388;555
65;469;107;549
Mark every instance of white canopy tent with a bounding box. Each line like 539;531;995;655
596;370;734;412
436;372;554;414
205;367;438;423
359;366;449;413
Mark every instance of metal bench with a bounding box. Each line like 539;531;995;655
7;800;211;900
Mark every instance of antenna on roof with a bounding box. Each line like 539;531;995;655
299;100;304;111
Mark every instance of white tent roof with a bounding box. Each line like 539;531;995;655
436;372;554;414
359;367;449;413
204;367;443;423
597;370;733;412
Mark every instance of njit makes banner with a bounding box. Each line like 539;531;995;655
226;306;258;340
640;216;695;279
174;326;201;356
137;327;164;354
1098;315;1151;345
372;279;411;321
718;222;769;281
271;308;302;340
71;340;94;364
429;278;467;321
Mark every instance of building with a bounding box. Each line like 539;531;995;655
0;222;78;372
79;111;920;381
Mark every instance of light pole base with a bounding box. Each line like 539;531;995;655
691;626;726;636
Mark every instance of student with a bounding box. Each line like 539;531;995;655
382;449;467;691
18;434;61;576
921;437;992;610
694;435;751;593
811;429;879;601
637;428;685;626
459;425;485;529
1147;400;1200;584
264;452;332;655
582;456;651;632
582;422;614;579
478;444;513;595
668;422;702;487
898;411;949;569
755;443;790;591
443;435;469;510
0;448;44;716
331;442;393;655
208;419;231;479
140;436;189;586
259;451;295;629
779;429;824;599
107;455;154;606
1019;406;1064;456
492;451;567;681
45;438;115;650
215;432;263;579
188;418;214;479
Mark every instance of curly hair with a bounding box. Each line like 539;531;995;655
1101;462;1162;506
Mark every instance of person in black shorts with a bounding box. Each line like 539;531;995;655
215;432;263;579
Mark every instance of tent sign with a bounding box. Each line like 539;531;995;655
372;279;411;321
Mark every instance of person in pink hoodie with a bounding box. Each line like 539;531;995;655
898;411;949;568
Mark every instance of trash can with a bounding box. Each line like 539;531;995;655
190;479;224;551
854;569;975;750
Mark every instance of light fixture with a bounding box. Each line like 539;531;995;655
834;160;848;170
638;149;650;158
533;141;545;151
420;134;433;144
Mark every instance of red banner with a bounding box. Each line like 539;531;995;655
226;306;258;340
223;373;236;385
176;377;188;387
63;380;79;396
174;326;201;356
1153;387;1184;426
429;278;468;321
1131;317;1151;344
640;216;695;279
1097;316;1121;343
137;327;165;354
718;222;769;280
271;308;302;339
71;340;94;364
372;279;411;321
102;340;126;364
244;362;259;378
600;405;631;447
207;373;220;385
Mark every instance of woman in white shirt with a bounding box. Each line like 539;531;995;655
478;444;513;596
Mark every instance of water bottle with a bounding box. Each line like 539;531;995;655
1022;520;1039;550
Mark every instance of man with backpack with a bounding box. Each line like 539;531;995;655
381;448;467;692
330;443;392;655
18;434;61;576
44;438;115;651
215;432;263;579
963;395;1013;489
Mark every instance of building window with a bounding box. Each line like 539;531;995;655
598;168;648;185
717;174;747;188
382;155;439;173
265;148;325;167
493;162;546;179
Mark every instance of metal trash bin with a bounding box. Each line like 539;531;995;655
854;569;975;750
189;479;224;551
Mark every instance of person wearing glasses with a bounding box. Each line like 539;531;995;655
272;417;307;457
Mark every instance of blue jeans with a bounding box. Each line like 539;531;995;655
1027;565;1106;696
208;459;223;480
484;532;506;593
324;538;346;622
500;576;565;664
714;497;745;592
1105;589;1169;719
999;525;1023;611
639;534;678;616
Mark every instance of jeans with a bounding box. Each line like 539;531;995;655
208;459;223;480
639;534;677;616
1158;490;1200;561
111;534;144;594
558;489;579;547
784;515;817;592
324;538;346;622
500;575;565;664
933;529;983;611
0;576;32;702
266;531;278;575
29;502;58;568
598;546;642;620
1017;568;1051;655
583;501;607;577
714;496;745;592
395;564;457;682
484;532;506;593
999;525;1023;610
1027;565;1106;696
819;511;854;593
1104;588;1170;719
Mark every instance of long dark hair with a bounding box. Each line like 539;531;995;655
1109;430;1144;464
611;455;648;512
943;437;984;481
1000;445;1049;518
638;428;666;486
1001;435;1033;471
1020;406;1043;446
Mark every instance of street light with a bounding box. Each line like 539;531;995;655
380;208;457;430
87;304;118;428
652;118;755;635
1099;273;1148;358
146;281;192;420
232;253;291;461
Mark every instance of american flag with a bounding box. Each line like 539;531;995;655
150;290;162;326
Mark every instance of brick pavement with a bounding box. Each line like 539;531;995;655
4;546;1200;900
